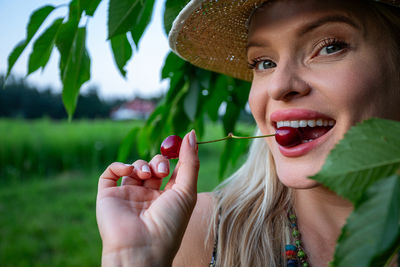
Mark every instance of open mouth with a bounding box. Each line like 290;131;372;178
275;119;335;145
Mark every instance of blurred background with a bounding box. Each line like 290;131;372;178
0;0;255;266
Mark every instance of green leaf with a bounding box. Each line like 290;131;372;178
137;102;169;159
232;79;251;107
56;0;82;78
163;0;190;35
139;102;171;158
6;41;26;80
217;129;252;181
204;75;229;121
184;77;200;121
129;0;156;46
222;100;240;135
108;0;153;40
169;81;190;134
136;125;151;160
134;66;192;158
312;118;400;203
117;127;139;162
61;27;91;120
6;5;55;79
182;68;212;124
332;175;400;267
166;70;185;102
56;21;79;78
219;139;234;181
145;99;168;126
28;18;63;75
81;0;102;16
197;68;212;89
68;0;82;23
27;5;56;40
230;130;251;166
136;77;191;158
110;33;133;77
172;103;191;135
162;52;185;79
193;112;205;138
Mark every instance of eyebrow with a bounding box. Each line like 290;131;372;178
298;15;360;36
246;14;360;51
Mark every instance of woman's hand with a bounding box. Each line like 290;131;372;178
96;131;199;267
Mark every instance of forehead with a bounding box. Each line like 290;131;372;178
248;0;368;36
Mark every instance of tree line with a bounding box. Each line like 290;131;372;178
0;75;137;120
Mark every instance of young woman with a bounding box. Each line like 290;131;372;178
96;0;400;266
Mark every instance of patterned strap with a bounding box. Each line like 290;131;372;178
398;249;400;267
209;208;221;267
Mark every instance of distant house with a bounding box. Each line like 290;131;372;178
111;98;156;120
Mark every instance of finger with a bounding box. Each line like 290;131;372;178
172;130;199;195
143;178;163;190
132;160;152;180
121;176;143;186
98;162;133;191
149;154;170;179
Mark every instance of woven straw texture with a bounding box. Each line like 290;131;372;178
169;0;400;82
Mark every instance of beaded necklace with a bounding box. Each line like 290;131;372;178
286;210;310;267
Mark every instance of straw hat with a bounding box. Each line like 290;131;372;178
169;0;400;82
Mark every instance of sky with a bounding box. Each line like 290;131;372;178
0;0;170;100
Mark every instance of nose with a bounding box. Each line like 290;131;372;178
266;61;311;101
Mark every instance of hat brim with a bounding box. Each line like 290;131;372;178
169;0;400;82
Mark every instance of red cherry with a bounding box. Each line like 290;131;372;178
160;135;183;159
275;127;302;147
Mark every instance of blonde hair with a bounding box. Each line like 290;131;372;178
209;128;292;267
207;3;400;267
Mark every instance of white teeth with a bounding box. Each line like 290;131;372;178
299;120;307;127
276;119;335;128
290;121;299;128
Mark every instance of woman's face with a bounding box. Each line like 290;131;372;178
247;0;400;188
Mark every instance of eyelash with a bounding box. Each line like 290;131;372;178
247;57;271;70
247;38;349;70
314;37;349;55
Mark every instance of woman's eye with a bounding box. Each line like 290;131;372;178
256;60;277;70
319;42;348;55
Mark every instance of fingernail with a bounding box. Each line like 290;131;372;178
158;162;168;173
124;164;132;167
141;165;150;173
189;130;196;148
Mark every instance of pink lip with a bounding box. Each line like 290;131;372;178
270;108;334;124
278;129;333;157
270;109;335;157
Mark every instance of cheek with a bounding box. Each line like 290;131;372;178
332;71;373;106
248;83;269;126
314;55;388;119
248;87;257;116
338;66;387;117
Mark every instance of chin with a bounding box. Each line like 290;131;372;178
266;126;337;189
275;163;322;189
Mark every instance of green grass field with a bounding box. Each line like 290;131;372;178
0;119;254;266
0;119;142;181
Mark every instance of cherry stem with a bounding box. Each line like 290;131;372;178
196;133;276;144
